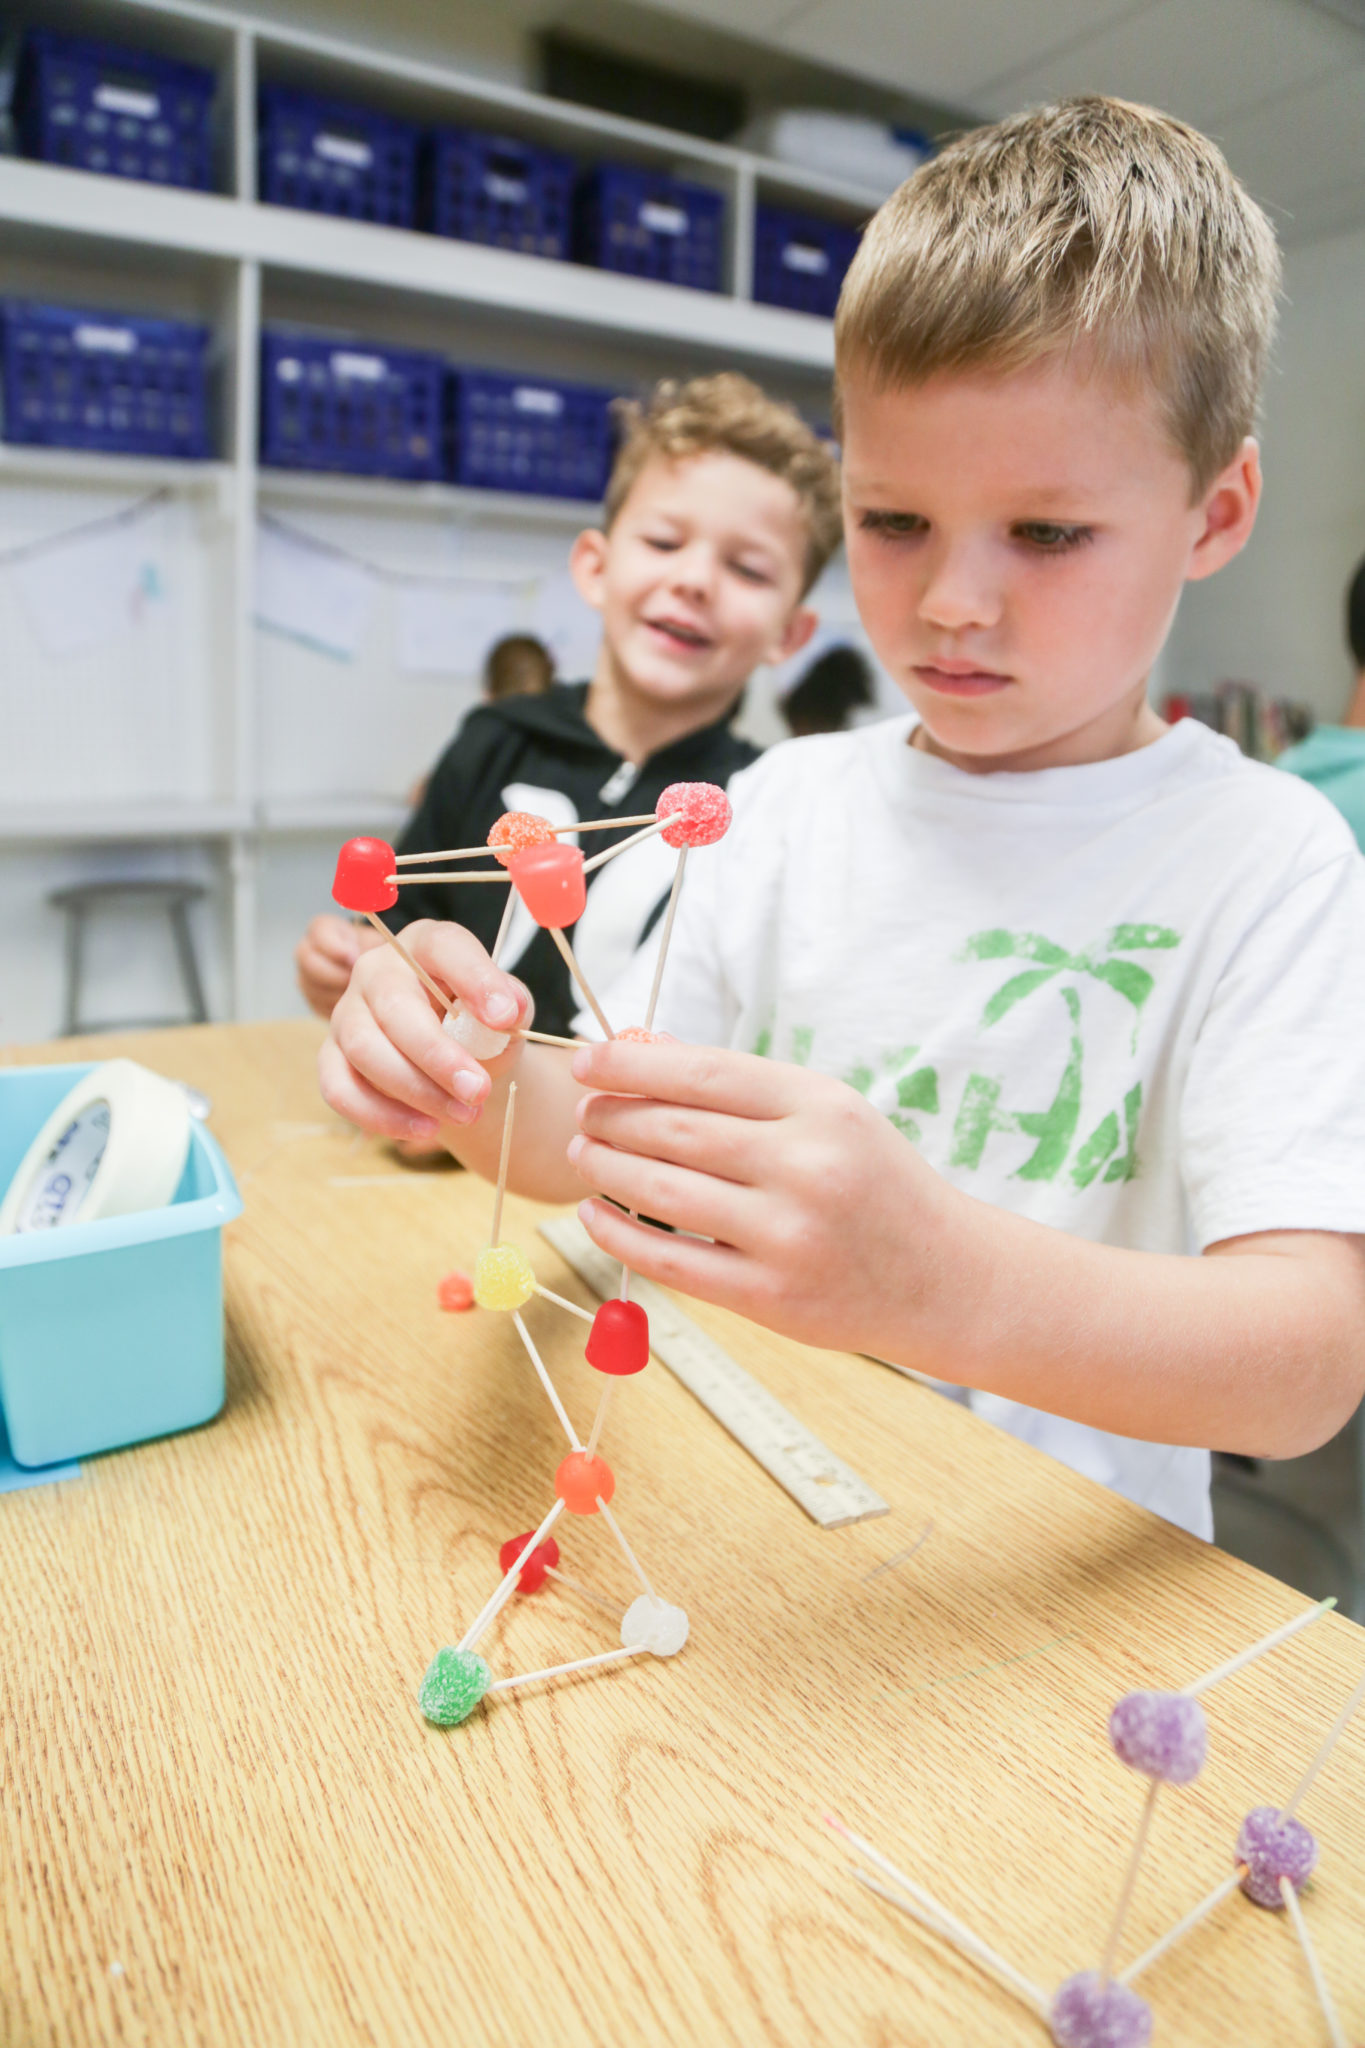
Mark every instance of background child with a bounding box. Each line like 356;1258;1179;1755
296;374;838;1037
320;98;1365;1542
1277;553;1365;848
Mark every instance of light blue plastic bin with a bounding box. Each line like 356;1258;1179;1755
0;1062;242;1467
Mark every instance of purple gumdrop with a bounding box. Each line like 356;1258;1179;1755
1108;1691;1207;1784
1050;1972;1153;2048
1236;1806;1318;1909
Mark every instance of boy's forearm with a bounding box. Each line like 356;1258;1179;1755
441;1045;584;1205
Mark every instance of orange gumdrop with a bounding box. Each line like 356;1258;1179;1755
488;811;556;869
437;1269;475;1312
554;1451;615;1516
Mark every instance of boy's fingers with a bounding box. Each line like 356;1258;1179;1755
333;993;483;1122
567;1131;756;1246
574;1092;757;1184
318;1038;445;1141
571;1039;798;1119
399;918;525;1030
577;1197;751;1308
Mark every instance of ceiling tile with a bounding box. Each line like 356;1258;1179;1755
1214;63;1365;206
779;0;1145;103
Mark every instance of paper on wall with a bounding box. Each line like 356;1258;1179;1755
396;582;518;676
254;524;374;660
531;571;601;681
12;516;162;658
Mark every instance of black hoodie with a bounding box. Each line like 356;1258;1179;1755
384;683;758;1039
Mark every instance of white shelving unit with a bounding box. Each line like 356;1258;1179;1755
0;0;877;1026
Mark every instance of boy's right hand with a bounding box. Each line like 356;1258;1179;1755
318;918;529;1142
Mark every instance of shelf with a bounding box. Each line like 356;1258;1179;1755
258;469;599;526
258;796;410;834
0;444;234;496
0;802;252;844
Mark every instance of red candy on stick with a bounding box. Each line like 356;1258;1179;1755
498;1530;561;1593
488;811;556;869
508;842;587;929
585;1299;650;1377
554;1451;615;1515
333;837;398;914
657;782;732;849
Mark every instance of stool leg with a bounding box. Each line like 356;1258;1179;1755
62;904;86;1038
169;899;209;1025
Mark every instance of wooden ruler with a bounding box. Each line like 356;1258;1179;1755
539;1217;889;1531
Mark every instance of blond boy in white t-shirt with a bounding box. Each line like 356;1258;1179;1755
319;97;1365;1538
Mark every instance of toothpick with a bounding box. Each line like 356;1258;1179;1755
363;913;454;1014
1280;1877;1348;2048
533;1283;595;1323
544;1564;620;1619
395;843;499;864
518;1029;590;1049
547;927;615;1040
511;1312;581;1451
488;1645;646;1692
1280;1660;1365;1818
596;1496;656;1600
388;869;507;884
582;815;682;873
1100;1779;1162;1984
585;1381;614;1460
644;843;687;1031
490;887;516;968
1183;1600;1335;1698
829;1818;1048;2017
1119;1870;1243;1986
457;1498;565;1653
489;1081;516;1247
559;815;657;834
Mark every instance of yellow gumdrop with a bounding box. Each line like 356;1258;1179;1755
473;1244;536;1311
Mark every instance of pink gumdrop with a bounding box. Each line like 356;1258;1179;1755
657;781;731;849
616;1026;666;1044
498;1530;561;1594
333;837;398;914
488;811;556;869
437;1270;475;1312
508;842;587;929
585;1299;650;1377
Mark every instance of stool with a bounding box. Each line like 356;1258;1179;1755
49;880;210;1036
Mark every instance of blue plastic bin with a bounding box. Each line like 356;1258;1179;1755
753;204;862;319
422;127;575;259
575;166;724;292
449;370;614;499
0;300;213;459
15;29;216;191
260;329;445;479
0;1063;241;1468
258;86;418;226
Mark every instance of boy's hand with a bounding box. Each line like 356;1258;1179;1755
319;918;529;1143
567;1039;958;1356
295;914;383;1018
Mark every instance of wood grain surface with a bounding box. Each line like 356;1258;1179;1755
0;1019;1361;2048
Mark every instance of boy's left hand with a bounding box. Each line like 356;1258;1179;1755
567;1039;957;1355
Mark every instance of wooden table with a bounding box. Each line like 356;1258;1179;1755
1;1020;1361;2048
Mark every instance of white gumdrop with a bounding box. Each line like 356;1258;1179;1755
443;1007;511;1060
621;1595;689;1658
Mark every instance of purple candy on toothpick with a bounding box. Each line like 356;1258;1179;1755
1050;1972;1153;2048
1108;1691;1208;1784
1237;1807;1318;1910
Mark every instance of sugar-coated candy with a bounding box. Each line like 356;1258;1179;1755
555;1451;615;1515
333;837;398;914
419;1646;491;1726
437;1269;475;1312
508;842;587;929
585;1299;650;1376
488;811;556;868
444;1007;510;1060
498;1530;561;1594
1108;1691;1207;1784
1237;1806;1318;1909
621;1594;689;1657
616;1026;665;1043
1049;1974;1152;2048
657;781;732;849
473;1244;536;1311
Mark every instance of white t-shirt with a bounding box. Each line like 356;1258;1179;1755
596;716;1365;1539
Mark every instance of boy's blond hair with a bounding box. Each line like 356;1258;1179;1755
605;372;842;594
835;96;1281;495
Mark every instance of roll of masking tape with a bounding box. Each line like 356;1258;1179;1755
0;1059;193;1236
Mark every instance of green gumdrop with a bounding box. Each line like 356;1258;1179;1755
419;1647;491;1727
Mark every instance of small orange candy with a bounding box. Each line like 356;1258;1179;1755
437;1269;475;1311
488;811;556;869
554;1451;615;1516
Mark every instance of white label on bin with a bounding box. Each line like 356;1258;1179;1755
15;1103;110;1232
331;352;386;382
317;133;373;169
484;173;528;203
782;241;829;275
74;325;138;356
639;201;687;236
512;387;564;416
95;84;159;120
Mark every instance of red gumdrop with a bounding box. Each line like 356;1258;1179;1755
508;842;587;929
498;1530;561;1593
488;811;556;869
554;1451;615;1515
437;1270;475;1312
333;837;398;914
585;1299;650;1376
657;781;731;849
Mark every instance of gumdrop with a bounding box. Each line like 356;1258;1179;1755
1108;1691;1207;1784
333;837;398;914
498;1530;561;1594
444;1008;510;1060
508;842;587;929
1049;1973;1153;2048
622;1594;689;1657
555;1451;615;1515
585;1299;650;1376
488;811;556;868
474;1244;536;1310
419;1646;491;1726
657;782;732;849
437;1269;475;1312
1237;1806;1318;1909
616;1026;666;1043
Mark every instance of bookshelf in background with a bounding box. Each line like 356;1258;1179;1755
1164;682;1313;762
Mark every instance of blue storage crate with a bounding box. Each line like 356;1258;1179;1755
0;1063;241;1467
0;300;212;460
575;166;724;293
449;370;614;500
423;127;575;258
753;205;862;319
258;86;417;226
14;29;215;191
261;330;445;480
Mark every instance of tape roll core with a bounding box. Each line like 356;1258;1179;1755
0;1060;193;1236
